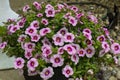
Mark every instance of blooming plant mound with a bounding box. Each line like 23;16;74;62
0;1;120;80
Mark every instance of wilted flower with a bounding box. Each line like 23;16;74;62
71;54;79;64
39;28;51;36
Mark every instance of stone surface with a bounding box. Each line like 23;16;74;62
109;76;117;80
116;71;120;79
0;69;25;80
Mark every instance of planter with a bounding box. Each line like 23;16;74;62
23;67;67;80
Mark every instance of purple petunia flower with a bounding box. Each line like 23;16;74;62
63;44;76;55
14;57;25;69
30;20;39;29
71;43;80;51
101;42;110;53
97;35;106;42
57;4;64;10
33;1;41;10
85;46;95;58
52;34;64;46
64;13;71;19
24;42;35;51
83;33;92;40
45;8;55;17
27;58;38;71
77;49;86;57
57;27;68;36
71;54;79;65
64;33;75;43
111;43;120;54
41;18;48;25
70;5;78;12
39;28;51;36
37;13;43;18
46;4;54;9
24;51;33;59
58;47;64;54
30;34;41;42
9;25;20;33
76;13;84;19
68;16;77;26
0;42;7;49
17;34;27;43
25;26;37;36
50;54;64;67
42;37;51;46
83;28;91;34
88;14;98;24
85;39;92;46
23;5;30;12
62;65;73;78
40;67;54;80
42;46;52;57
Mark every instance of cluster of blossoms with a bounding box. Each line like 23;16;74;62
0;1;120;80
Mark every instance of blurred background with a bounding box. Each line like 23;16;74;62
0;0;120;80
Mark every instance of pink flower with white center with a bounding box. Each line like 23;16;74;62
68;16;77;26
41;18;48;25
85;39;92;45
28;69;39;76
83;28;91;34
0;42;7;49
24;42;35;51
42;37;51;46
14;57;25;69
71;6;78;12
25;27;37;36
52;34;64;46
97;35;106;42
40;67;54;80
45;8;55;17
33;1;41;10
111;43;120;54
39;28;51;36
88;14;98;24
58;47;64;54
64;13;71;19
62;65;73;78
101;42;110;53
42;47;52;57
63;44;76;55
85;46;95;58
27;58;38;71
36;13;43;18
76;13;84;19
57;27;68;36
57;4;64;10
78;49;86;57
46;4;54;9
50;54;64;67
30;20;39;29
23;5;30;12
17;34;27;43
71;43;80;51
99;50;105;57
24;51;33;59
71;54;79;65
83;33;92;40
64;33;75;43
30;34;40;42
9;25;19;33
